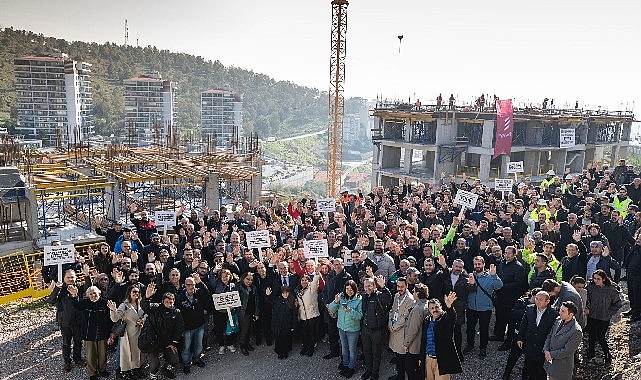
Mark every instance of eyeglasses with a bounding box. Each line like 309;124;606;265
131;290;140;294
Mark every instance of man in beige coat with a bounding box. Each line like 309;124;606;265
388;277;416;380
403;283;430;380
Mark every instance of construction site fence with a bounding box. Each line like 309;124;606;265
0;242;104;305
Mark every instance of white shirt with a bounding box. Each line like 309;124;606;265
536;307;545;326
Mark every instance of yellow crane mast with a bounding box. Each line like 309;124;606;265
326;0;348;198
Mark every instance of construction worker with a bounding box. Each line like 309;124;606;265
612;186;633;218
522;237;562;282
541;170;556;190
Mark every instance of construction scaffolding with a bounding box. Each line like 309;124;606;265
1;133;261;246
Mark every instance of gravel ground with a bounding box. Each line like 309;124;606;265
0;296;638;380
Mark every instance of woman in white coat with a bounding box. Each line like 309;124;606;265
295;265;320;356
108;285;145;379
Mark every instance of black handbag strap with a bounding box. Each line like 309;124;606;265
474;273;494;300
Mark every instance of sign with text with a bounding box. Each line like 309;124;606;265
154;211;177;228
316;198;336;213
44;244;76;266
213;291;242;310
246;230;271;249
343;251;353;267
559;129;576;148
495;179;513;192
304;239;329;258
507;161;524;173
453;190;479;210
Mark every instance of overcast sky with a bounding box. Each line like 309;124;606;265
1;0;640;112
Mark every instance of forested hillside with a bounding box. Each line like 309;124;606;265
0;28;364;138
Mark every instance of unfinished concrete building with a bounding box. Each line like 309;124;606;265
371;102;635;188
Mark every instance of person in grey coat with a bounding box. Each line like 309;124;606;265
542;279;586;328
544;301;583;380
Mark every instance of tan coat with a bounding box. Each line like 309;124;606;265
403;299;430;354
388;290;415;354
296;274;320;321
110;301;144;371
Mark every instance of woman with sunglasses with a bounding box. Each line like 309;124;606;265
109;285;146;379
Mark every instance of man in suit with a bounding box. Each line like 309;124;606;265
387;277;416;380
271;261;299;292
544;301;583;380
516;291;559;380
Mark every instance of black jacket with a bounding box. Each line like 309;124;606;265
419;270;452;304
419;306;463;375
176;285;214;330
48;285;82;327
322;269;352;322
517;305;559;359
529;266;557;290
361;287;392;330
270;295;297;336
73;297;112;341
496;259;527;307
625;243;641;279
141;296;185;348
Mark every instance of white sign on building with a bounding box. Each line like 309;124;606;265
560;129;576;148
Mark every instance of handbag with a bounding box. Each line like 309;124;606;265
138;316;159;353
225;310;240;336
111;320;127;337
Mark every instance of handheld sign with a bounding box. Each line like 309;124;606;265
453;189;478;210
213;290;242;326
507;161;524;174
246;230;271;250
44;244;75;283
304;239;329;259
344;251;354;267
494;179;513;192
316;198;336;213
155;211;176;234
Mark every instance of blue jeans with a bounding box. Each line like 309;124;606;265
182;324;205;366
338;329;359;369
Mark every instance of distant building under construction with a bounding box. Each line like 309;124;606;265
371;101;635;187
124;72;178;147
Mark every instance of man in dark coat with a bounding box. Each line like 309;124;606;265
322;257;352;359
420;292;463;378
360;276;392;380
142;283;185;379
516;290;559;380
493;246;527;342
624;234;641;322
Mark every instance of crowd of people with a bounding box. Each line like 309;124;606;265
45;158;641;380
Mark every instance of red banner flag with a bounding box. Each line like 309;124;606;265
494;99;514;159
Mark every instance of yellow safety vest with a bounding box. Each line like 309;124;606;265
613;196;632;218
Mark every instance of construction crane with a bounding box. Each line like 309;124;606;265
326;0;348;198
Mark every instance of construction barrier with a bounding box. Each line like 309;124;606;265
0;243;101;305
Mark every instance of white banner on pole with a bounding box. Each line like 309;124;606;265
453;190;479;210
507;161;524;174
213;291;242;310
44;244;76;266
559;129;576;148
155;211;177;228
246;230;271;249
303;239;329;258
495;179;513;192
316;198;337;213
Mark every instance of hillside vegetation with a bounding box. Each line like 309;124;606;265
0;27;364;139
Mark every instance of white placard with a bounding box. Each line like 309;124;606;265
44;244;76;266
495;179;513;192
316;198;336;213
303;239;329;258
560;129;575;148
344;251;353;267
155;211;177;228
507;161;524;174
213;291;242;310
246;230;271;249
453;189;479;210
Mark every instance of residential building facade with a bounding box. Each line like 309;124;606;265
201;88;243;149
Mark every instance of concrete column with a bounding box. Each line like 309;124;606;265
405;119;412;142
206;172;220;209
482;120;494;148
480;154;491;183
251;169;262;206
26;187;40;241
105;183;120;222
404;148;412;174
500;155;510;179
